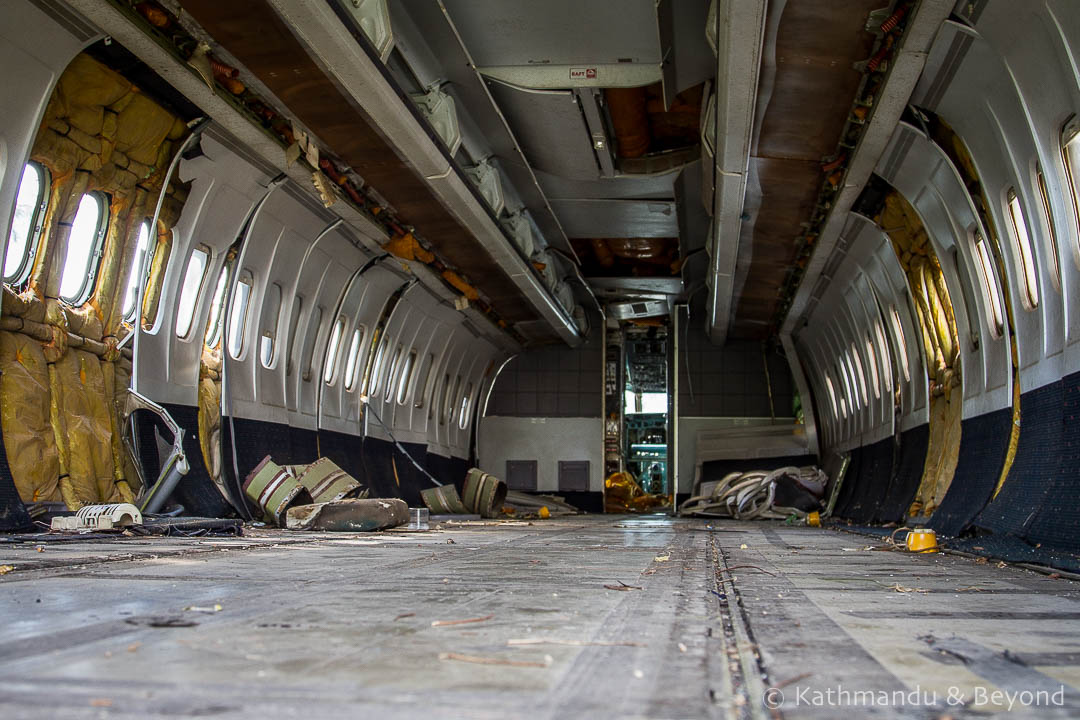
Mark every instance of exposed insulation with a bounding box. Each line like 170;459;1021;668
876;190;962;517
382;233;434;264
0;332;61;502
928;117;1023;501
54;350;126;506
441;270;480;301
198;368;224;486
2;52;187;508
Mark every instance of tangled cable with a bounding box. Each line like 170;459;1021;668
678;466;827;520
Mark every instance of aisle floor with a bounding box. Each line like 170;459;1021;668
1;516;1078;718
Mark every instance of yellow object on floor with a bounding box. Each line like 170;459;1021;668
891;527;938;553
604;471;668;513
905;528;938;553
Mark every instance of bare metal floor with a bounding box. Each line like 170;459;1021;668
1;516;1078;718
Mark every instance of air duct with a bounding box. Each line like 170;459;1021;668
502;210;536;259
604;86;651;158
344;0;393;61
704;0;767;345
411;84;462;156
464;157;505;216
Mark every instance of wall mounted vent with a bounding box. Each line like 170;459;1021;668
506;460;538;491
558;461;590;492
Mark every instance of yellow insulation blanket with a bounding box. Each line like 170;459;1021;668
0;332;61;502
54;350;121;505
198;376;223;485
1;52;188;508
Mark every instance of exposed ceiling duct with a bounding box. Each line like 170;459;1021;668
704;0;768;346
778;0;955;339
180;0;584;347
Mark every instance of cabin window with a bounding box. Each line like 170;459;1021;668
175;246;210;338
227;271;253;359
458;382;474;429
824;372;839;419
840;354;859;411
850;342;868;406
864;335;880;400
888;306;911;383
874;320;892;393
323;316;345;385
436;375;449;425
1035;164;1061;291
259;282;283;369
303;306;323;381
59;192;107;305
1005;189;1039;310
121;221;152;321
204;265;230;348
835;363;849;419
5;162;48;285
438;373;451;425
369;336;388;396
344;327;366;391
414;353;435;409
1060;116;1080;268
971;232;1004;338
381;346;401;401
445;375;462;425
285;295;303;376
397;350;417;404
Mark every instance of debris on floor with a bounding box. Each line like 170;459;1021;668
431;614;494;627
124;615;198;628
501;490;579;518
244;454;412;532
421;484;470;514
438;652;552;668
604;471;670;513
243;456;315;526
507;638;645;648
286;498;408;532
679;466;827;521
421;468;508;518
603;581;643;591
50;502;142;531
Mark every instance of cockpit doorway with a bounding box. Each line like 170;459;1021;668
604;324;673;513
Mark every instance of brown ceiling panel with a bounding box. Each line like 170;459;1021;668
181;0;542;328
732;0;879;338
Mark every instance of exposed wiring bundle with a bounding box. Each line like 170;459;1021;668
679;466;827;522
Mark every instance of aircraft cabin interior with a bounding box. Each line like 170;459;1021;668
1;0;1079;717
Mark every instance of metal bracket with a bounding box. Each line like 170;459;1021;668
574;88;616;178
122;390;190;514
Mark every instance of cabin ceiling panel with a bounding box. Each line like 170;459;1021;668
670;0;715;96
438;0;660;68
551;199;678;239
485;83;599;181
534;169;678;202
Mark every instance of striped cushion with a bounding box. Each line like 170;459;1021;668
242;455;312;526
295;458;361;503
